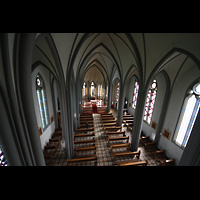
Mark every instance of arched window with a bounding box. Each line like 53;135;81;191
98;83;102;98
132;80;139;109
36;74;49;130
83;82;86;97
173;82;200;148
116;82;120;102
91;82;95;96
106;85;108;98
0;145;8;166
144;79;157;124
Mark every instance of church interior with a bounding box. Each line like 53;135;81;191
1;33;200;166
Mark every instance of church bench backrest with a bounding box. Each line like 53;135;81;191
67;155;97;166
115;159;148;166
112;150;141;160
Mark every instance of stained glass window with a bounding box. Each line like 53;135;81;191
173;83;200;148
116;82;120;102
144;79;157;124
0;145;8;166
132;80;139;109
36;74;49;130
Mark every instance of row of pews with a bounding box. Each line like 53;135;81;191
67;113;97;166
44;128;63;166
101;112;148;166
140;131;175;166
122;112;134;131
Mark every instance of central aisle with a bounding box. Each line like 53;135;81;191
93;114;114;166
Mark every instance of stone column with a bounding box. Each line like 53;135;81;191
18;33;45;165
116;83;125;126
131;83;146;152
107;80;112;113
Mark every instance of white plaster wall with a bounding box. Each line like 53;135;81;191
158;63;200;164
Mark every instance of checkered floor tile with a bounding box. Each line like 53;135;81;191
45;109;161;166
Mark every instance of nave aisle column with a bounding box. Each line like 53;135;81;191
131;84;147;152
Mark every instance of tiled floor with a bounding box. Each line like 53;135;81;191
47;109;160;166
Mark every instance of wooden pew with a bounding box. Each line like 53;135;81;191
122;117;134;121
80;114;93;117
159;159;175;166
75;128;94;133
139;131;150;144
108;136;129;144
124;120;134;124
44;145;58;154
80;114;92;117
115;159;148;166
110;143;131;150
112;150;141;161
74;133;95;138
67;155;97;166
104;126;122;132
106;131;126;137
44;153;54;163
52;131;63;140
152;150;166;160
80;123;94;128
152;150;176;166
101;113;113;116
55;127;62;132
80;118;93;122
127;123;133;131
80;115;93;118
75;146;96;152
123;114;132;117
74;139;95;144
103;122;117;127
49;138;61;146
80;120;93;124
144;141;157;151
102;119;117;123
101;117;115;120
75;146;96;158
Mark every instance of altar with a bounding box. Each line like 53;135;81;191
91;100;97;113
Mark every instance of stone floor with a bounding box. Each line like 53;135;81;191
47;108;160;166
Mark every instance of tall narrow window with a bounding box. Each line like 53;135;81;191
98;84;102;98
173;82;200;148
116;82;120;102
144;79;157;124
132;80;139;109
36;74;49;130
83;82;86;97
0;145;8;166
91;82;95;96
106;85;108;98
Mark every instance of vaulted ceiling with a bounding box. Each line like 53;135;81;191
34;33;200;88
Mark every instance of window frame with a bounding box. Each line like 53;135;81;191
143;79;157;125
83;82;86;97
132;79;139;109
91;81;95;96
116;82;120;102
172;82;200;149
36;74;50;132
0;145;8;166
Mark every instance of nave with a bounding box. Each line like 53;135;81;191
2;33;200;166
44;109;171;166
